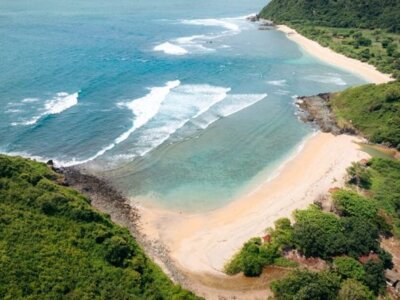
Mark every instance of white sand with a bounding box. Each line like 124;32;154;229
139;133;370;276
134;25;394;297
276;25;393;84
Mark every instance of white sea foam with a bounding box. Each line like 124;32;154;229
274;89;290;96
22;98;39;103
181;18;240;32
5;109;22;113
155;16;246;56
216;94;267;117
43;92;78;114
11;92;79;126
192;93;267;129
154;42;188;55
131;84;231;157
60;80;182;166
116;80;181;144
305;74;347;86
267;79;287;87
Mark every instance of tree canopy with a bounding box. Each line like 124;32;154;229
0;155;199;299
260;0;400;33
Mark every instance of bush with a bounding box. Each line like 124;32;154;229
268;218;294;250
363;260;386;295
104;236;135;267
333;190;377;219
271;270;341;300
333;257;366;281
293;206;346;259
338;279;375;300
225;238;280;276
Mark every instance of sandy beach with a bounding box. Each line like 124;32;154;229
133;25;390;298
138;133;369;279
276;25;393;84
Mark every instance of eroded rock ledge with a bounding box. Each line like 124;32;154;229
296;93;356;135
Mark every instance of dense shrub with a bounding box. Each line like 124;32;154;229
293;206;346;259
0;155;199;299
338;279;375;300
333;257;366;281
225;238;280;276
271;270;341;300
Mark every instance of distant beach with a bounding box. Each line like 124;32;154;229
276;25;394;84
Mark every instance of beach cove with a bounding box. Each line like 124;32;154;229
133;23;394;298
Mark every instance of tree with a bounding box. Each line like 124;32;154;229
363;260;386;295
338;279;375;300
271;270;341;300
293;206;346;259
267;218;294;249
347;163;371;189
224;238;280;276
341;217;379;258
333;257;366;281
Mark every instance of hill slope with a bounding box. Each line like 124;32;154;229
330;81;400;149
260;0;400;33
0;155;199;299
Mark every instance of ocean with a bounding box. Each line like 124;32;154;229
0;0;366;211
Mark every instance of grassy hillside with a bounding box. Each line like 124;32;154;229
330;81;400;149
0;155;199;299
260;0;400;33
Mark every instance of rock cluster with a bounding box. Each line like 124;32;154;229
296;93;355;135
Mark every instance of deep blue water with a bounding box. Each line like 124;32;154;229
0;0;366;211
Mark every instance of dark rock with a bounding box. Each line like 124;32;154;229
295;93;355;135
247;14;259;22
46;159;54;166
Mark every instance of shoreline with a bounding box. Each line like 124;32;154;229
60;22;391;299
137;132;370;298
276;25;394;84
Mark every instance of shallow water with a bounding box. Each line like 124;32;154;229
0;0;366;211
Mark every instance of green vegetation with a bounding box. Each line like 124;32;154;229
260;1;400;78
224;217;299;276
292;26;400;78
224;237;281;277
260;0;400;33
271;269;342;300
227;156;400;297
351;158;400;235
338;279;375;300
330;81;400;149
333;257;366;281
0;155;199;299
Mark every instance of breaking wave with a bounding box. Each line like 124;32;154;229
154;15;251;56
10;92;79;126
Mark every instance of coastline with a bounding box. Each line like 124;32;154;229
137;132;370;297
276;25;394;84
64;22;392;299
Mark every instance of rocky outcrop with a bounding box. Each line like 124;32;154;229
296;93;355;135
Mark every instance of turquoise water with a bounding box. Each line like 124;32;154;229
0;0;366;211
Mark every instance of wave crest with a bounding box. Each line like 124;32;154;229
10;92;79;126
